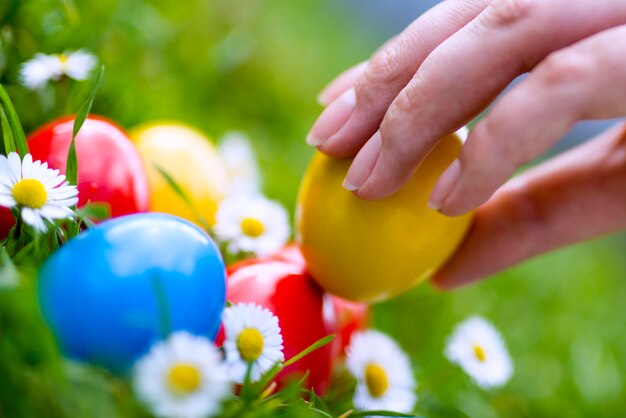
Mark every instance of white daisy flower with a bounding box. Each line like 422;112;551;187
20;50;97;90
445;316;514;389
213;193;290;257
0;152;78;232
346;330;417;414
218;131;261;195
133;332;231;418
222;303;284;383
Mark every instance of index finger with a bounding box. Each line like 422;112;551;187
310;0;491;157
356;0;626;200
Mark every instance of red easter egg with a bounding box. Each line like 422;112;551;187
332;297;369;356
27;116;149;217
270;244;307;267
0;207;13;239
226;257;339;394
269;245;369;355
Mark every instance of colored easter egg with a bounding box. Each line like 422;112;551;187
297;129;473;302
332;297;369;356
269;245;369;356
130;122;228;227
38;213;226;374
28;115;149;217
0;208;12;239
226;257;338;394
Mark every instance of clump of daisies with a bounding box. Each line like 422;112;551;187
0;152;78;232
133;332;231;418
213;193;290;258
213;131;290;260
346;330;417;414
222;302;284;383
218;131;261;195
20;50;97;90
445;316;513;389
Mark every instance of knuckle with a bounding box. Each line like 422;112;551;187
466;117;513;167
378;117;412;161
378;119;398;150
537;50;594;87
388;86;420;117
482;0;536;27
364;43;405;86
509;184;553;254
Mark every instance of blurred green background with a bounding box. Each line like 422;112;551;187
1;0;626;417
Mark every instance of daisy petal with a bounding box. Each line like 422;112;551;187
64;50;97;80
41;204;74;220
8;152;22;181
133;332;231;418
20;54;59;90
0;194;16;208
346;330;417;413
21;207;47;232
222;303;284;384
51;197;79;207
44;174;67;189
445;316;513;389
21;154;33;178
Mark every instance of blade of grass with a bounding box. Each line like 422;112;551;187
253;335;335;399
1;108;15;154
253;361;283;397
0;245;19;289
76;202;111;221
66;65;104;185
348;411;417;417
283;335;335;367
0;84;28;156
150;274;172;339
309;389;330;414
310;408;333;418
58;0;79;25
153;164;193;206
153;164;211;231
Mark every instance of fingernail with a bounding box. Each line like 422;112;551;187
343;131;382;191
342;181;359;191
306;133;324;146
316;92;331;107
317;61;368;106
428;159;461;211
306;88;356;147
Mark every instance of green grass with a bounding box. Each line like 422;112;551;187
1;0;626;417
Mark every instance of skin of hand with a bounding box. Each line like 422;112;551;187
307;0;626;289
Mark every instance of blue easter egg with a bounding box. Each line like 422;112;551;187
38;213;226;374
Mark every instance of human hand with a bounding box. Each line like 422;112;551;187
307;0;626;288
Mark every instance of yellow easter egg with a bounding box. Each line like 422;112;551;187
130;122;228;227
296;130;473;302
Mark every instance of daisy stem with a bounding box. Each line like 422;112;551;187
240;361;255;405
57;77;70;117
13;211;22;242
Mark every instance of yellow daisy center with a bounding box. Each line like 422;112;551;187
57;54;69;70
167;363;202;394
364;363;389;398
473;344;486;362
237;327;264;362
240;217;265;238
12;179;48;209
